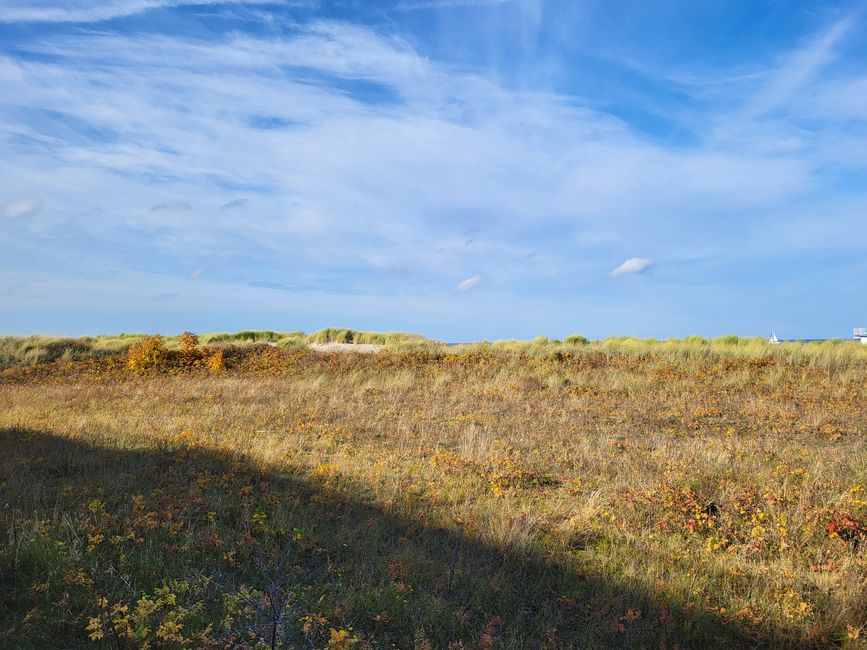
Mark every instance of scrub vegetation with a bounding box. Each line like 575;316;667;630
0;333;865;648
0;330;424;371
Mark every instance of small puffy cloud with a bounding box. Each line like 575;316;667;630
457;275;481;292
610;257;653;277
220;198;250;210
2;198;42;219
189;268;204;279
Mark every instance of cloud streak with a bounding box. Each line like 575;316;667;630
395;0;515;12
457;275;481;292
0;0;293;24
1;198;42;219
740;14;856;121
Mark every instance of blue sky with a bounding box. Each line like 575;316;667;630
1;0;866;340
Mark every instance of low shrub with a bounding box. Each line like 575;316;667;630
127;335;168;371
206;349;226;372
178;331;199;354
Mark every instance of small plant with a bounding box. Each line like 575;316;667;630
326;628;359;649
564;334;588;345
206;349;225;372
127;334;167;371
178;331;199;354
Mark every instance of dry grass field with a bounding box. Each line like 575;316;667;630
1;335;866;648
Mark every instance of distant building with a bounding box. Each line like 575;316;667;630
768;328;867;344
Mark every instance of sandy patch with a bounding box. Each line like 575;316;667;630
308;342;383;353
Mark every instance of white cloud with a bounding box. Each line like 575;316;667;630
610;258;653;277
738;14;855;122
457;275;481;292
189;268;204;279
0;0;294;24
1;198;42;219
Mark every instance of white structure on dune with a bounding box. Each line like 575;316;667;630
768;328;867;344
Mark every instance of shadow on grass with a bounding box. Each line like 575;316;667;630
0;427;802;648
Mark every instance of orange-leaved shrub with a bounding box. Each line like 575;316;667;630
206;349;225;372
179;331;199;354
127;335;167;371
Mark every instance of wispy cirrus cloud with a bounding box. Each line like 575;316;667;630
0;0;302;24
736;13;857;123
0;23;849;282
395;0;515;12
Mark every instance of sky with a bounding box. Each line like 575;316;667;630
1;0;866;341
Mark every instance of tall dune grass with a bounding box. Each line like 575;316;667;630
2;330;865;373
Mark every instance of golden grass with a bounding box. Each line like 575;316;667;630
1;342;865;648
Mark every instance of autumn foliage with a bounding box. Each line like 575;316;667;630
126;332;224;373
126;334;167;371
